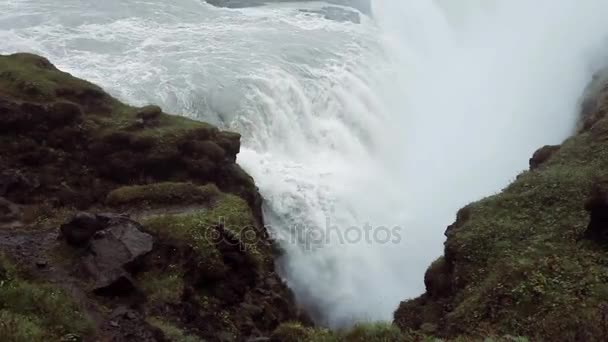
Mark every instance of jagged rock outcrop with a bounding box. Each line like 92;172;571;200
529;145;560;170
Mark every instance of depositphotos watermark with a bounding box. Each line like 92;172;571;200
205;216;403;252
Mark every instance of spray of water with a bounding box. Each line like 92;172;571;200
3;0;608;329
241;0;608;327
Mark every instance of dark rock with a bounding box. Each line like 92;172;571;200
83;218;154;295
35;259;48;268
584;185;608;244
529;145;560;170
60;212;153;295
60;212;106;246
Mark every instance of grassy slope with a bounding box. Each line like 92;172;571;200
0;254;92;341
395;83;608;340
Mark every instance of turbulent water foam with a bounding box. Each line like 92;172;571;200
3;0;608;328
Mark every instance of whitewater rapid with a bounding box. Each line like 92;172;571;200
3;0;608;328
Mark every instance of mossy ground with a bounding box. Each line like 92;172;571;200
143;192;263;269
106;182;221;208
0;254;92;341
138;267;185;306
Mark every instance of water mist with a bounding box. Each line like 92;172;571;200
242;0;608;327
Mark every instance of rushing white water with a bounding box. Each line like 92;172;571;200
2;0;608;328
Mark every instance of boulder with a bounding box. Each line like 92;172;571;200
60;212;106;246
84;217;154;295
61;212;154;295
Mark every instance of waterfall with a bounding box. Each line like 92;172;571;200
3;0;608;329
239;0;608;327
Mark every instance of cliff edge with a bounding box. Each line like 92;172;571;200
0;53;301;341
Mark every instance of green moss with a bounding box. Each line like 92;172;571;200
0;254;91;341
0;53;101;101
144;193;263;269
147;317;201;342
106;182;220;207
138;268;184;305
0;52;223;149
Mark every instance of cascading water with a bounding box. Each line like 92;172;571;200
2;0;608;328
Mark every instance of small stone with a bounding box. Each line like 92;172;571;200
35;260;48;268
109;320;119;328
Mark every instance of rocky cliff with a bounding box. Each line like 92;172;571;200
394;75;608;341
0;53;302;341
